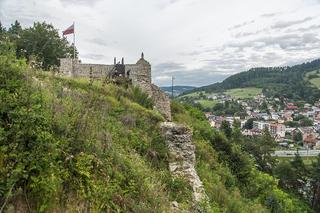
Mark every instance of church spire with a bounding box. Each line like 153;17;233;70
141;52;144;59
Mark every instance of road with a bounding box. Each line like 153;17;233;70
272;150;320;157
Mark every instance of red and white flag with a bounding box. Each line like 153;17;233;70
62;23;74;36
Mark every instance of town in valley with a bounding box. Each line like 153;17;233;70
191;92;320;152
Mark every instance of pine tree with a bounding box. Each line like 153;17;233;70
0;21;6;33
7;20;22;37
220;120;232;138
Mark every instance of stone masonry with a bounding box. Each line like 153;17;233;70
160;122;206;203
59;53;171;121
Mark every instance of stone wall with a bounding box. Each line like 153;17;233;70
151;84;171;121
59;54;172;121
59;58;135;79
59;58;74;77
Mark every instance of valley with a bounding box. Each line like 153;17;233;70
2;2;320;211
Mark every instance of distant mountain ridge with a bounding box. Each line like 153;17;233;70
160;85;196;96
184;59;320;103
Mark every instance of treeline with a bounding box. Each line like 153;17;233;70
172;102;313;212
0;20;75;69
219;120;320;212
188;60;320;103
211;100;246;116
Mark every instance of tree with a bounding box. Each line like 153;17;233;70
285;121;299;128
240;128;276;174
232;119;242;140
260;101;269;113
293;114;305;121
212;103;224;111
300;118;313;127
220;120;232;138
274;161;296;191
243;118;255;130
0;22;6;40
0;41;61;210
311;155;320;211
257;129;276;173
293;131;303;143
233;119;241;129
228;144;253;184
15;22;76;69
7;20;22;36
265;194;281;213
0;22;6;33
290;153;309;195
275;152;309;196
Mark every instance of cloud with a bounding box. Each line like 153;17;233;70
1;0;320;86
178;50;203;56
233;31;259;38
154;62;185;73
155;0;182;9
81;53;106;60
260;12;281;18
228;20;255;30
87;38;110;47
60;0;102;6
225;33;320;51
271;17;314;29
291;24;320;32
153;67;230;86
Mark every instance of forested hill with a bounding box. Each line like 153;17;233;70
187;59;320;103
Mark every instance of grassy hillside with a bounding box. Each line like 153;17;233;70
177;87;261;110
225;87;262;99
195;99;219;108
185;59;320;103
305;69;320;89
0;42;313;212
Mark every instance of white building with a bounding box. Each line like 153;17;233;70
253;121;270;131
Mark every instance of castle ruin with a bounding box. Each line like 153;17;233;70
59;53;207;207
59;53;171;121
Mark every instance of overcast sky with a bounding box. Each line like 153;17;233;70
1;0;320;86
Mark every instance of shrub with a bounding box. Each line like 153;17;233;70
130;86;154;109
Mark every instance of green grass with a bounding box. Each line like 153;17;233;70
305;69;320;78
196;99;219;108
224;87;262;99
179;91;217;98
274;156;317;166
179;91;202;98
310;78;320;89
180;87;262;100
305;69;320;89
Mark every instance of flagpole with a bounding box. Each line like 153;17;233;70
73;21;75;60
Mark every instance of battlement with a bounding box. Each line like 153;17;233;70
59;53;171;121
